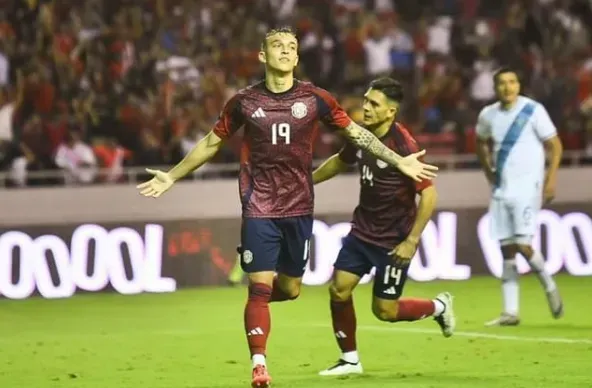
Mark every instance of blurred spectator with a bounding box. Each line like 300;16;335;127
54;130;97;184
0;0;590;187
363;21;395;78
93;137;131;183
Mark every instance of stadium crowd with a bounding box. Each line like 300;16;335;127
0;0;591;187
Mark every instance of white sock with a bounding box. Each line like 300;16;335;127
528;251;557;292
341;350;359;364
252;354;266;367
502;259;519;316
432;299;445;316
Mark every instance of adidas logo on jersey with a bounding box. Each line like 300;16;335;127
383;287;397;295
247;327;265;336
251;108;266;118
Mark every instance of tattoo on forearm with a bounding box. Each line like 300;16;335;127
345;123;400;165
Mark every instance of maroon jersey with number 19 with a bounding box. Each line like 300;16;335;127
213;80;351;218
338;122;432;249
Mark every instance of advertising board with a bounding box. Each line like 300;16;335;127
1;205;590;299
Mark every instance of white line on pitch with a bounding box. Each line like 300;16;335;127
309;323;592;345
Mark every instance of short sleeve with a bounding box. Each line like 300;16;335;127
475;108;491;139
415;174;433;192
534;104;557;141
212;94;244;140
337;141;358;165
313;87;352;131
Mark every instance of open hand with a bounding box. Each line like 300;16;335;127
398;150;438;182
136;168;175;198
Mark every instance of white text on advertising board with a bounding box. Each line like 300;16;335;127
0;210;590;299
302;210;592;285
0;224;176;299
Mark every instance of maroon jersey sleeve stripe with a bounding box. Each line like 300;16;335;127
313;87;351;131
396;124;433;192
213;94;244;140
392;124;415;155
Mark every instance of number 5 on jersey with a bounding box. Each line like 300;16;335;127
271;123;291;145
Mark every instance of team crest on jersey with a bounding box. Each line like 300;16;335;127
376;160;388;169
242;250;253;264
291;102;307;119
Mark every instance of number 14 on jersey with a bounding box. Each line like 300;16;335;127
271;123;291;145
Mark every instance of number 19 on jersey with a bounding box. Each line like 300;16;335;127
271;123;291;145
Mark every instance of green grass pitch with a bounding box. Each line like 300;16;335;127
1;274;591;388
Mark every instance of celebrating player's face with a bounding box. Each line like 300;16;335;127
495;72;520;104
362;89;397;127
260;33;299;73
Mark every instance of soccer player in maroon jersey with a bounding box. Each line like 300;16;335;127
313;77;456;376
136;27;438;387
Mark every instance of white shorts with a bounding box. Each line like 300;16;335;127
489;194;541;243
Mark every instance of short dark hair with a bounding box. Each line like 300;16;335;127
368;77;404;102
261;26;297;49
493;66;520;85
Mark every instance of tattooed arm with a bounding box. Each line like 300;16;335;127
312;86;438;181
338;122;437;181
340;121;404;166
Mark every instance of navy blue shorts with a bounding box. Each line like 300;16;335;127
334;233;409;300
240;215;313;278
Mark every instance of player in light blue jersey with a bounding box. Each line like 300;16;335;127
475;67;564;326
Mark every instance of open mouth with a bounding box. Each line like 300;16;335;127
279;58;290;63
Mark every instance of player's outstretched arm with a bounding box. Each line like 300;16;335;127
136;130;223;198
168;130;223;180
312;154;349;185
339;122;438;182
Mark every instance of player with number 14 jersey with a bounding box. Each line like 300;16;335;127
313;78;456;376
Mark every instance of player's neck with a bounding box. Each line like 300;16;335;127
372;121;393;139
500;97;519;110
265;71;294;94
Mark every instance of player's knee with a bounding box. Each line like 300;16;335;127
516;244;533;259
275;276;302;300
500;243;518;259
372;300;399;322
282;285;301;300
329;283;353;302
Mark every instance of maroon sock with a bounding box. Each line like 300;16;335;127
330;298;357;352
244;283;272;356
394;298;435;322
270;277;298;302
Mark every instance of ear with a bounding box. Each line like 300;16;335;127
388;104;398;119
258;50;267;64
294;54;299;67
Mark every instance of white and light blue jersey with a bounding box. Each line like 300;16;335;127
476;96;557;199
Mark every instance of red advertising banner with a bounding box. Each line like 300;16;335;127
0;205;590;299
